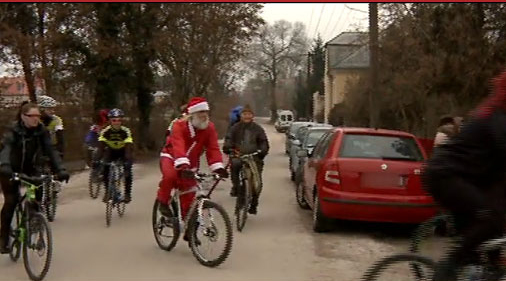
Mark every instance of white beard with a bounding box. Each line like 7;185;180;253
191;118;209;130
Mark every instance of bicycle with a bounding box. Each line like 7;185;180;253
103;160;127;227
8;173;54;281
362;223;506;281
88;148;103;199
39;173;61;223
152;172;233;267
233;151;261;232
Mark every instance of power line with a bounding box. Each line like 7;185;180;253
328;5;347;41
322;4;337;39
313;4;325;39
345;4;368;14
307;5;315;35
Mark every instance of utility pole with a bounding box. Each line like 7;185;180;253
369;3;379;128
307;51;312;119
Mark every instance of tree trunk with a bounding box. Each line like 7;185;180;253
19;46;36;102
269;79;277;123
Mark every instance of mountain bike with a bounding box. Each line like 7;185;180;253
103;160;127;227
234;151;261;232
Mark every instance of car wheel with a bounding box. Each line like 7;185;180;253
312;191;332;233
296;182;310;210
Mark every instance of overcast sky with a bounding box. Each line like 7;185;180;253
261;3;369;43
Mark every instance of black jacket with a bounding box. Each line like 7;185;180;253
223;121;269;158
425;110;506;188
0;121;65;175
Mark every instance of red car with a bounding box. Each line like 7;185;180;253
296;127;438;232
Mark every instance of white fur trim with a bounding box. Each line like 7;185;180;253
209;162;224;171
174;157;190;167
160;153;173;159
188;121;195;138
187;102;209;114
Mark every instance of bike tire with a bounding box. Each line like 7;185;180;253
152;200;180;251
235;176;250;232
23;213;53;281
88;167;101;199
9;209;22;262
361;253;436;281
44;182;57;222
188;200;233;267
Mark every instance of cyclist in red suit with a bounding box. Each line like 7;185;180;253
157;97;228;220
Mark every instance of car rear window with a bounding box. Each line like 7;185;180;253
281;115;286;121
287;115;293;121
339;134;424;161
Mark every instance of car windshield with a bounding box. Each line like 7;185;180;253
281;115;286;121
339;134;424;161
305;130;328;147
287;115;293;121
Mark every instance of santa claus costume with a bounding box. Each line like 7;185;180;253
158;97;224;217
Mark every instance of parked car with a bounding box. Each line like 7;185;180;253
289;125;332;182
285;121;315;155
275;110;294;133
297;127;438;232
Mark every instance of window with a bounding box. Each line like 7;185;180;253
305;130;329;148
287;115;293;121
281;115;286;121
339;134;424;161
312;131;335;159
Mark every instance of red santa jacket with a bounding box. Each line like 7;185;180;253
160;119;224;171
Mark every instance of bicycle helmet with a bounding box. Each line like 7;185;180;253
37;95;57;108
107;108;124;118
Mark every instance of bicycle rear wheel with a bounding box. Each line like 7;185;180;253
88;166;102;199
188;200;233;267
43;182;57;222
235;175;250;232
362;253;436;281
23;212;53;281
9;208;22;262
152;200;180;251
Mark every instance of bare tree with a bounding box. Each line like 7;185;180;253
249;20;308;121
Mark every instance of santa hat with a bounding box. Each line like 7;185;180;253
187;97;209;114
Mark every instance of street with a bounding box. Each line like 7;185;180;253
1;119;420;281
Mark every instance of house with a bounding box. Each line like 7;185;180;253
319;32;370;124
0;76;46;108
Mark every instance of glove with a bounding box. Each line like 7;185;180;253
0;164;12;177
180;169;195;179
222;147;230;155
56;170;70;183
214;168;229;179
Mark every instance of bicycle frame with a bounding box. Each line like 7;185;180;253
168;174;223;235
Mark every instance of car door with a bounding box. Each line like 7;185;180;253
304;131;335;208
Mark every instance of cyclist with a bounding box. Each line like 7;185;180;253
157;97;228;230
423;71;506;281
37;95;65;158
228;105;243;128
223;105;269;214
0;102;69;254
95;108;134;203
85;109;109;167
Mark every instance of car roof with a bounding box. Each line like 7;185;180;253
331;127;416;138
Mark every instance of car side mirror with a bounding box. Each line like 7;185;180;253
297;149;308;158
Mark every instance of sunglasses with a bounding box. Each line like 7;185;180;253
24;114;41;118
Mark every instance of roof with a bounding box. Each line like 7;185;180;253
331;127;416;138
326;32;368;46
333;44;369;69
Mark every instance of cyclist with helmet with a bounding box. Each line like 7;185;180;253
37;95;65;158
95;108;134;203
85;109;109;167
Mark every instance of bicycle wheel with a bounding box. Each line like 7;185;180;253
88;166;102;199
23;213;53;281
116;170;126;218
44;182;57;222
152;200;180;251
362;254;436;281
235;173;250;232
9;208;22;262
188;200;233;267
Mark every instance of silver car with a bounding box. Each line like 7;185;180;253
285;122;316;155
289;126;332;182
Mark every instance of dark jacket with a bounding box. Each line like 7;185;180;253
223;121;269;158
0;121;65;175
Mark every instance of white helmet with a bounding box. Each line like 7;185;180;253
37;95;57;108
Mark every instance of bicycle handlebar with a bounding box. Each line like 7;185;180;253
12;173;52;185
